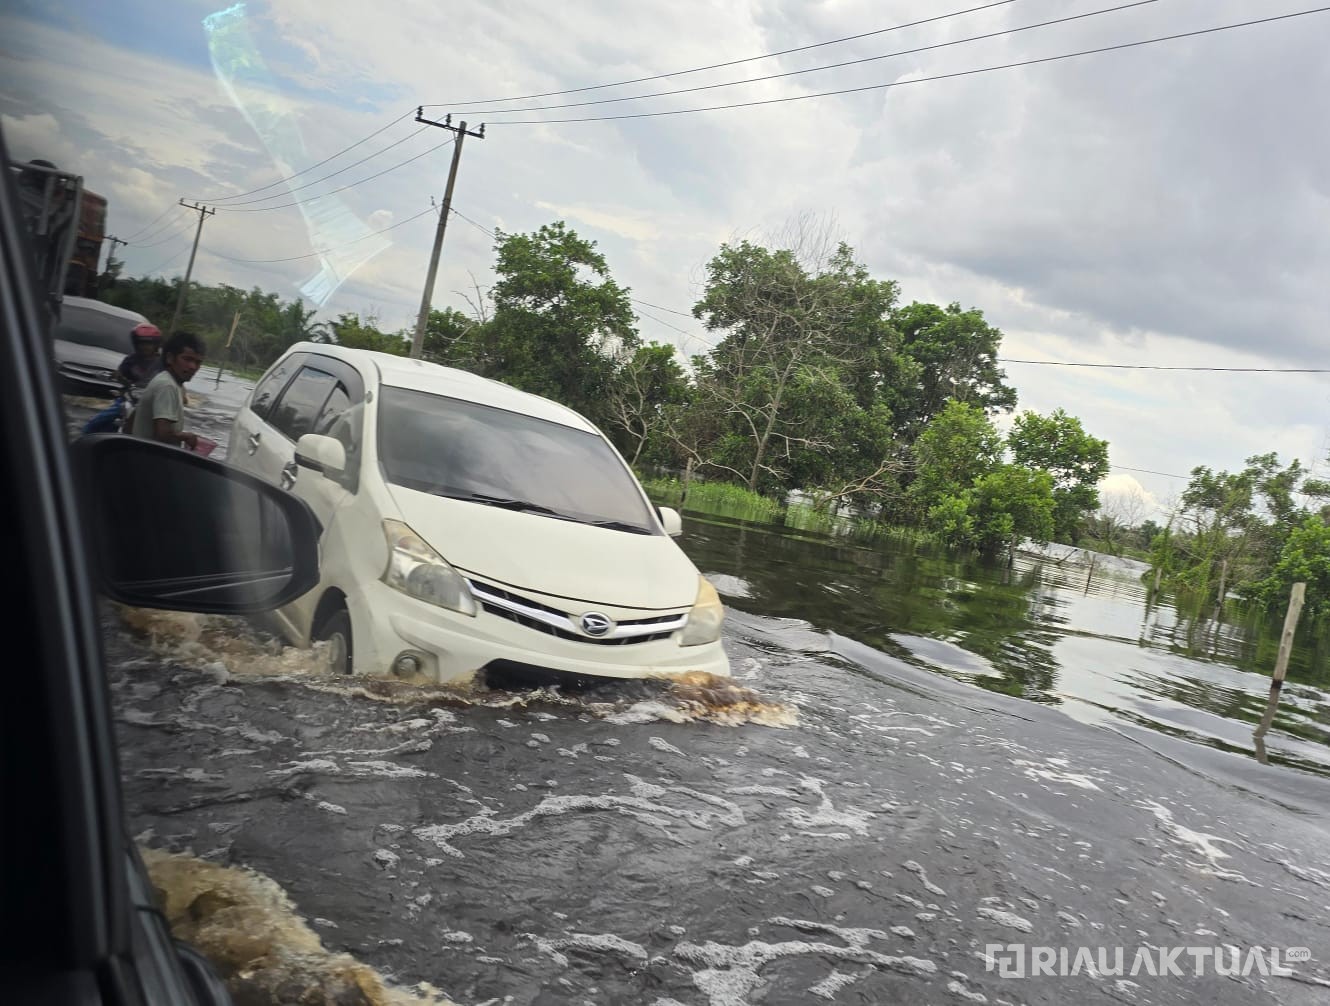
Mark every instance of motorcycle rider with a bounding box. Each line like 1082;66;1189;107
81;322;164;435
117;322;163;389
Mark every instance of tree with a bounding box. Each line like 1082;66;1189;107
463;222;638;427
604;343;691;466
1087;484;1150;554
690;232;898;495
1251;516;1330;617
328;312;408;355
908;400;1003;517
1007;409;1109;542
889;301;1018;440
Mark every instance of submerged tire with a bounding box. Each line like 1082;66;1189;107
316;608;353;676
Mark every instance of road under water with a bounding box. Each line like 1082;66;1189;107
66;380;1330;1004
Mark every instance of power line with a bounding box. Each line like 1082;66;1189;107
214;135;456;213
449;206;495;237
139;244;193;278
635;305;710;348
192;109;417;202
211;125;437;208
451;0;1160;116
209;204;436;265
471;7;1330;125
1111;463;1187;479
999;358;1330;373
425;0;1023;107
632;298;694;318
121;203;178;243
131;214;197;250
128;206;192;246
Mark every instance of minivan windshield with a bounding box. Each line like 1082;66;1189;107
376;387;657;533
54;303;136;354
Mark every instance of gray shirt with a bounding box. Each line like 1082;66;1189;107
130;370;184;440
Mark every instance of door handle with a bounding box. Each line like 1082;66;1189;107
246;432;261;455
280;461;298;490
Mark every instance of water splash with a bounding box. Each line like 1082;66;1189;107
141;846;452;1004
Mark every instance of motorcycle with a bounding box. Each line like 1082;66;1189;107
81;385;139;435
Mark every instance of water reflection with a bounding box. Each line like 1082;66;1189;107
673;509;1330;776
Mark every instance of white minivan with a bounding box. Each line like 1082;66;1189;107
228;343;730;684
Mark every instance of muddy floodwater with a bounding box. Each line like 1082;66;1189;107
67;379;1330;1004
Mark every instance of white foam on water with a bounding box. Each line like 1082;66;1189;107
526;932;648;969
316;801;348;816
650;736;688;757
268;758;434;780
675;930;937;1006
413;782;737;858
975;906;1033;933
1013;759;1101;791
947;979;988;1002
811;885;836;898
1139;801;1251;883
903;860;947;896
780;777;875;837
809;969;861;999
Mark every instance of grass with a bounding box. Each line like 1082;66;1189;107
639;473;941;547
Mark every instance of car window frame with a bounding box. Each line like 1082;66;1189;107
247;351;307;425
267;354;365;446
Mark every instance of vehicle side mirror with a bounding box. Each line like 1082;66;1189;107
71;435;320;614
656;505;683;538
295;433;346;477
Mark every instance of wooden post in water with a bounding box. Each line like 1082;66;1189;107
681;456;695;506
1083;551;1096;595
214;310;240;387
1213;558;1228;623
1254;581;1307;757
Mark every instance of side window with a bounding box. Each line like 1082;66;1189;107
313;384;352;437
269;367;338;443
322;398;365;493
249;355;303;422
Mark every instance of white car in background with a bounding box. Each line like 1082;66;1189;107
228;343;730;684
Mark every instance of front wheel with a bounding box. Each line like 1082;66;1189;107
315;608;353;675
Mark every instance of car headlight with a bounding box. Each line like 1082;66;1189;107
680;576;724;646
381;519;477;616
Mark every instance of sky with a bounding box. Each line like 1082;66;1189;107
3;0;1329;518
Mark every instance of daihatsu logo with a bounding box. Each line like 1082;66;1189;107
580;612;614;637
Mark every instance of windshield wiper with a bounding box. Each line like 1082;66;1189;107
445;491;574;519
587;519;652;534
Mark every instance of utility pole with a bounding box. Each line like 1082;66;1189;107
103;234;127;271
410;108;484;359
170;199;214;334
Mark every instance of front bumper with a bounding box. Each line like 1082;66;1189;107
59;362;120;397
352;579;731;683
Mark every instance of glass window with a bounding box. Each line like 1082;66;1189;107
249;357;300;421
269;366;337;443
376;387;657;531
52;304;139;354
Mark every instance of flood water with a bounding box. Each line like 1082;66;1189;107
67;376;1330;1004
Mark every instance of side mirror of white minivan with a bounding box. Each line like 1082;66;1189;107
656;505;683;538
295;433;346;478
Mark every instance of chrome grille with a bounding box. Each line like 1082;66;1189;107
466;579;685;646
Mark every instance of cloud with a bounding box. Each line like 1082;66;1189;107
2;0;1328;495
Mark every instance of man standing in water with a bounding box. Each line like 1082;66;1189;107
130;331;205;449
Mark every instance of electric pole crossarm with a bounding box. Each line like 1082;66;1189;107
409;107;485;359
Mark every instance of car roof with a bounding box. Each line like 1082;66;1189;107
60;295;147;323
288;341;596;432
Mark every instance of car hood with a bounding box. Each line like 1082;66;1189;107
54;339;121;371
387;484;699;610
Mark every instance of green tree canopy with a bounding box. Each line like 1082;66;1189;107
1008;408;1109;541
